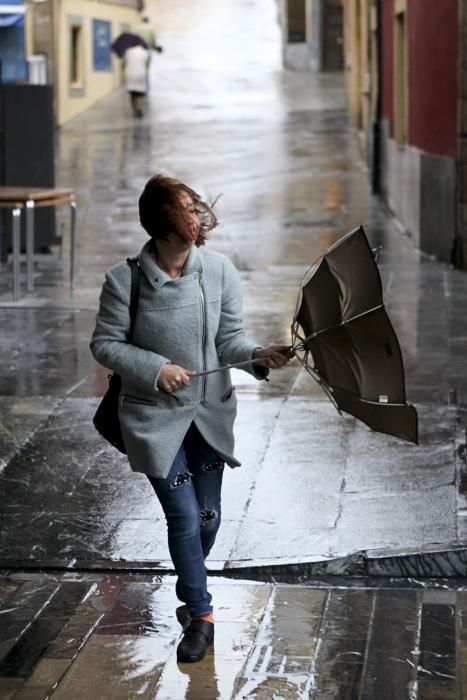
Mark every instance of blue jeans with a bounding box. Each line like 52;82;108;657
147;423;224;619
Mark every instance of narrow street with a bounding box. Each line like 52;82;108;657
1;0;467;695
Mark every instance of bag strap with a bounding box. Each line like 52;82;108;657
126;256;141;341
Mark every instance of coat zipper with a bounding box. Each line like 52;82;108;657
199;276;207;403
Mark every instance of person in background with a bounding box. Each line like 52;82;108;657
136;15;158;50
136;15;162;90
124;44;149;118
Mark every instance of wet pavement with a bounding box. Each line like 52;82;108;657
2;0;467;694
2;571;467;699
1;0;467;583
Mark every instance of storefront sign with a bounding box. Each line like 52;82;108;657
92;18;111;72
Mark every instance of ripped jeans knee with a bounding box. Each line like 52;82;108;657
200;506;221;547
200;507;219;526
201;459;224;473
169;471;193;490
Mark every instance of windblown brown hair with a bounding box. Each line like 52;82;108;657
138;174;218;247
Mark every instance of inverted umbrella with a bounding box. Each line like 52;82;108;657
193;225;417;443
290;225;418;443
111;33;148;59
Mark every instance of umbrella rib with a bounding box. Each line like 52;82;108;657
294;351;340;411
329;383;413;408
300;303;384;345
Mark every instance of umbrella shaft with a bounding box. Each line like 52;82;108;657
191;357;266;378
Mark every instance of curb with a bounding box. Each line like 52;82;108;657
2;544;467;579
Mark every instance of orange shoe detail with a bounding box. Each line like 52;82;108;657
194;613;214;623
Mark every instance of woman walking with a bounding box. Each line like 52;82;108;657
123;44;149;117
90;175;292;662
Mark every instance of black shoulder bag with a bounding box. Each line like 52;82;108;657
93;257;141;453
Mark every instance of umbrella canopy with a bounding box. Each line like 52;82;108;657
291;225;418;443
111;33;148;59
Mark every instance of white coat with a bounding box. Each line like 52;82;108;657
124;46;149;94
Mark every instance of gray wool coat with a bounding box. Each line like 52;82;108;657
90;240;267;478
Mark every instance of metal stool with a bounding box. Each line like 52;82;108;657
0;187;77;300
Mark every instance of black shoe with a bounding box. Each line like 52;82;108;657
176;605;190;629
177;619;214;663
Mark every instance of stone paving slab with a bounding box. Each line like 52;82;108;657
0;571;467;698
0;392;462;574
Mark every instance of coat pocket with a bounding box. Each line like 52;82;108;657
220;386;235;403
120;394;158;407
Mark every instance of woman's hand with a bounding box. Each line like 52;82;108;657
158;364;196;392
253;345;295;369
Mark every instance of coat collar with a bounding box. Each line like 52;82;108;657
137;240;203;289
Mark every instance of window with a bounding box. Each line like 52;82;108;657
70;26;82;84
68;16;84;93
287;0;306;43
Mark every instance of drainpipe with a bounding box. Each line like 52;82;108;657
0;60;6;262
0;59;4;186
371;0;383;194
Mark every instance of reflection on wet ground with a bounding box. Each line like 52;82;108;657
0;572;466;699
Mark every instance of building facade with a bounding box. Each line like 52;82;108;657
279;0;344;72
27;0;140;125
344;0;467;268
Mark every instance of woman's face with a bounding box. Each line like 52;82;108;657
177;190;200;243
